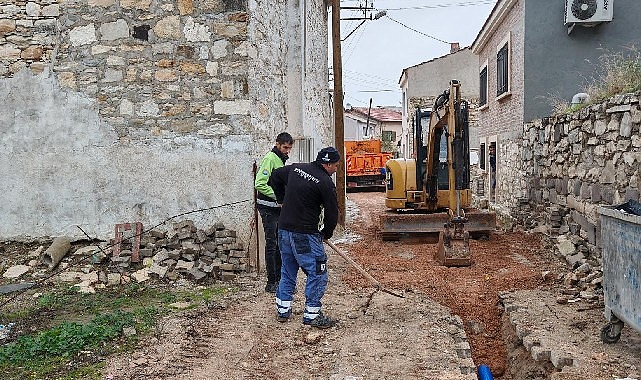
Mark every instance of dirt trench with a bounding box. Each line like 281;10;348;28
340;192;565;378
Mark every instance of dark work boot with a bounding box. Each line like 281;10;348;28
265;283;277;293
303;312;337;329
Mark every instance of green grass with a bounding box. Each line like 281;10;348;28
0;283;232;379
547;46;641;114
586;47;641;102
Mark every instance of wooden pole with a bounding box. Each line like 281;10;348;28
332;0;346;227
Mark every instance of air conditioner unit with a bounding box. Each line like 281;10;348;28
565;0;613;24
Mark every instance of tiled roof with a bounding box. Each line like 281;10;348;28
346;107;402;122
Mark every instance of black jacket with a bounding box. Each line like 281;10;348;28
270;161;339;239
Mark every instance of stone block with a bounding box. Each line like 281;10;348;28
154;16;181;39
3;265;31;279
550;351;573;369
591;184;602;202
100;19;129;41
559;240;577;257
220;263;235;271
0;19;16;34
69;24;97;46
148;263;168;278
601;186;615;204
454;342;471;358
221;271;236;281
531;345;551;362
573;180;581;196
522;335;539;350
176;260;194;271
178;0;194;14
554;123;562;142
580;182;591;200
625;188;640;202
567;195;584;213
188;267;206;281
570;210;596;245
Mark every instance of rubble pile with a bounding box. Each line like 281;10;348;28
113;220;248;282
554;233;603;303
2;220;249;293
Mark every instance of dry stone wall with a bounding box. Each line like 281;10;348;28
499;93;641;296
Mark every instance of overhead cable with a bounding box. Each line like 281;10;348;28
384;15;450;44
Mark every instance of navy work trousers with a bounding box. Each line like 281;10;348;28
276;230;328;322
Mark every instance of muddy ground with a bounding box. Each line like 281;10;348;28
102;192;641;379
3;191;640;379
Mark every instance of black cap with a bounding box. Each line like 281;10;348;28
315;147;340;163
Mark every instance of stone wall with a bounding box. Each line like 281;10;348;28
498;93;641;291
0;0;331;254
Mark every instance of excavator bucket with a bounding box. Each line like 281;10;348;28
435;228;471;267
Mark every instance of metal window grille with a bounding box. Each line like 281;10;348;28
382;130;396;142
297;138;314;163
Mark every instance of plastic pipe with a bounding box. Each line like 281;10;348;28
478;364;494;380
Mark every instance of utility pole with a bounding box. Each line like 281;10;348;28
332;0;346;227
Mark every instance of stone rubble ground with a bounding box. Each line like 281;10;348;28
501;289;641;380
1;219;250;295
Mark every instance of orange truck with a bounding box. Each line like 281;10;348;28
345;140;392;191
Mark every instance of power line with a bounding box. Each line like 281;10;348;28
384;15;450;44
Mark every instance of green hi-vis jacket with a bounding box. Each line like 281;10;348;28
255;148;286;204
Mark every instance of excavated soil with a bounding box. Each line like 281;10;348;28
339;192;563;377
99;191;640;379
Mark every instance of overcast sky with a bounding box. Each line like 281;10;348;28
330;0;498;108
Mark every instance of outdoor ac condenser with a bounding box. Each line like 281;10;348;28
565;0;614;24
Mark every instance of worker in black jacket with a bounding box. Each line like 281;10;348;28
269;147;340;329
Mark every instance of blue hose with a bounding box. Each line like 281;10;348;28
477;364;494;380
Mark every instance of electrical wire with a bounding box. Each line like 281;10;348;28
384;15;450;44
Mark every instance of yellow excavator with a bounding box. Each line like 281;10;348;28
381;80;495;266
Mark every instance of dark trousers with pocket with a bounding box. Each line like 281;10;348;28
258;204;282;285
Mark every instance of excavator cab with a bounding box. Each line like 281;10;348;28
381;80;496;266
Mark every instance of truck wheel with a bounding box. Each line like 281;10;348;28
600;322;622;344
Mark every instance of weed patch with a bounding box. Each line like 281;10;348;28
0;283;230;379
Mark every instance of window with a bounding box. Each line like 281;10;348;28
382;130;396;142
296;138;314;163
479;66;488;107
496;34;510;97
479;143;486;170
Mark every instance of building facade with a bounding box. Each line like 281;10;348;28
0;0;331;247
